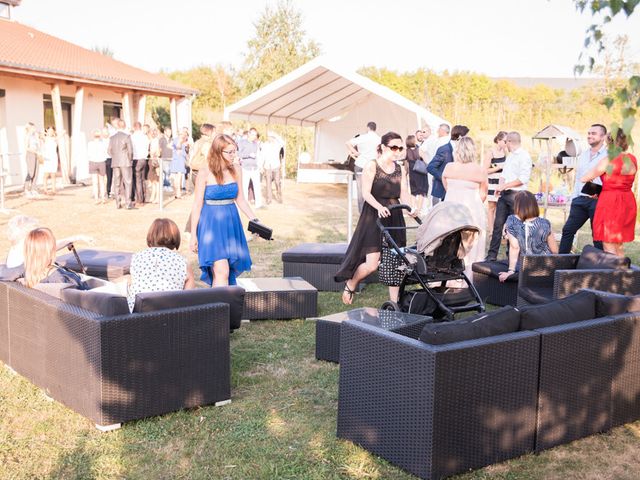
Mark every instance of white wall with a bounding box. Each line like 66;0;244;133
315;94;422;164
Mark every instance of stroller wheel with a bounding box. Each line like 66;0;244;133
381;301;401;312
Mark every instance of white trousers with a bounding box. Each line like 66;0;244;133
242;167;262;208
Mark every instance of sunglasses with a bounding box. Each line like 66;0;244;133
222;149;237;155
387;145;404;152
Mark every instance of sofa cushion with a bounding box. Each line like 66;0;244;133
593;291;640;316
419;306;521;345
133;286;245;330
576;245;631;270
61;288;130;316
471;260;518;282
281;243;347;265
518;286;554;305
34;282;75;300
0;264;24;282
56;249;132;280
520;290;596;330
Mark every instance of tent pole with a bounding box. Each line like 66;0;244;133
544;139;551;218
347;172;353;243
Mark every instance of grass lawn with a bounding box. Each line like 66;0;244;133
1;180;640;479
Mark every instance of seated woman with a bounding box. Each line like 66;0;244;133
22;228;89;289
498;191;558;283
127;218;195;312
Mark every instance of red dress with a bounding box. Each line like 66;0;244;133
593;153;637;243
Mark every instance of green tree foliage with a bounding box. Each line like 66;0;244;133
91;45;114;58
239;0;320;94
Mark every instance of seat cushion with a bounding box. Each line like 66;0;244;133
56;249;133;280
281;243;347;264
594;291;640;316
133;286;245;330
518;286;554;305
471;260;518;283
418;306;521;345
520;290;596;330
61;288;130;316
576;245;630;270
34;282;75;300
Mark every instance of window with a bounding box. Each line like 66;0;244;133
43;94;73;135
103;101;122;126
0;3;10;19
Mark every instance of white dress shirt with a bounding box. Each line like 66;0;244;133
131;131;150;160
572;144;608;199
87;139;107;163
349;130;381;169
501;147;532;191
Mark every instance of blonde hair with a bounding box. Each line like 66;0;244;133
23;228;57;288
7;215;39;245
454;137;476;164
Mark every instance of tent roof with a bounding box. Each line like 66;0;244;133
224;57;446;127
532;124;582;141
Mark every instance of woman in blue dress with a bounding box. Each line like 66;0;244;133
189;134;256;286
170;130;189;199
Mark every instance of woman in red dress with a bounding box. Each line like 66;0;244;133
581;129;637;257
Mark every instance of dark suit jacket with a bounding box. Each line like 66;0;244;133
427;142;453;199
108;132;133;168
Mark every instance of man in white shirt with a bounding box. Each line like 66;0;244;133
130;122;151;205
486;131;532;261
346;121;381;212
258;131;285;204
559;124;608;253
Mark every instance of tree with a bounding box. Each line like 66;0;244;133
240;0;320;94
91;45;114;58
575;0;639;151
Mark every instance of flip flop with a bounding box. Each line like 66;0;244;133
342;282;356;305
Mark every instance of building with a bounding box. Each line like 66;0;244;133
0;0;196;187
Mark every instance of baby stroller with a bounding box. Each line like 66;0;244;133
377;203;485;321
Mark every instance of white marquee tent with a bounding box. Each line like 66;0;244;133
224;57;448;167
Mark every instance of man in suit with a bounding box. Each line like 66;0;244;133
108;119;134;209
427;124;467;205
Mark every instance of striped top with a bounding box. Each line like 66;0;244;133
505;215;552;270
487;155;506;201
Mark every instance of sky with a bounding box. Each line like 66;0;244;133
10;0;640;78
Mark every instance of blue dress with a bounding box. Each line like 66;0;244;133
170;140;187;174
196;182;251;285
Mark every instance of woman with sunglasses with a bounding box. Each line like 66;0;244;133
335;131;415;305
189;134;256;286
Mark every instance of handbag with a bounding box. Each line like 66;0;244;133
248;219;273;240
581;181;602;196
379;240;405;286
412;158;428;175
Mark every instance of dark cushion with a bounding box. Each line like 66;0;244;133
0;264;24;282
594;292;631;316
61;288;130;316
518;286;554;305
471;260;518;282
576;245;631;271
520;290;596;330
133;286;245;330
281;243;347;264
56;249;133;280
419;306;521;345
34;282;75;300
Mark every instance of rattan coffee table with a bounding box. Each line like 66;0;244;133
314;308;432;363
236;277;318;320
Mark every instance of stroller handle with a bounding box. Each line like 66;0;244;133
375;204;423;231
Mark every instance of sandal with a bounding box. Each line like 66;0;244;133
342;282;356;305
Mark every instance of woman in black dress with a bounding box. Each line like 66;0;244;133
405;134;429;214
335;131;415;304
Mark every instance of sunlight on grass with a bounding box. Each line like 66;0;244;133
339;447;381;479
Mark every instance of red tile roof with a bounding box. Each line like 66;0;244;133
0;19;197;96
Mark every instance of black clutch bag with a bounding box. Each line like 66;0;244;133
581;182;602;196
248;219;273;240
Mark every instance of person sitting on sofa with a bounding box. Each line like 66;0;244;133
21;228;89;289
498;191;558;282
127;218;195;312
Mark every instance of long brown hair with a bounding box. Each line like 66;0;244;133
23;227;57;288
207;134;238;185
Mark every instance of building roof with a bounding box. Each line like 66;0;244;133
0;19;196;96
225;56;446;127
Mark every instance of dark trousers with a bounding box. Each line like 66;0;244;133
487;190;517;260
559;196;602;253
112;166;133;208
105;158;113;194
24;152;38;192
133;159;147;204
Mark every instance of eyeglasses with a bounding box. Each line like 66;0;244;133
222;149;237;155
387;145;404;152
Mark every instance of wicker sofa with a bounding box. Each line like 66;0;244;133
337;290;640;479
0;281;245;430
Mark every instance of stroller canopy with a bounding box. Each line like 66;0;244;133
416;202;480;258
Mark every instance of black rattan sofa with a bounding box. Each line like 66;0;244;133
337;289;640;479
0;281;244;430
